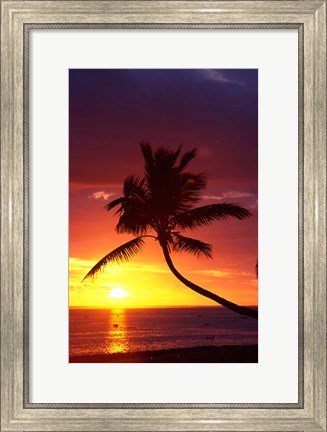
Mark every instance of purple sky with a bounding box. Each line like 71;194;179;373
69;69;258;307
69;69;257;189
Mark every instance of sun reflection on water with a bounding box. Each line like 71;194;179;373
106;309;130;354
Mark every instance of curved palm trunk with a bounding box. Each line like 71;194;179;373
162;245;258;319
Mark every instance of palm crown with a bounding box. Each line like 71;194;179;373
84;143;258;319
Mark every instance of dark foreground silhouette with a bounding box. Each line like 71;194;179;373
84;143;257;319
70;344;258;363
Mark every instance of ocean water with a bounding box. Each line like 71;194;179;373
69;307;258;357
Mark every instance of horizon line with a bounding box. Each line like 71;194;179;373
69;305;258;310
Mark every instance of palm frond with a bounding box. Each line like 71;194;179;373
123;175;146;200
173;203;251;229
104;197;125;212
172;233;213;259
83;237;145;281
154;145;182;170
140;142;154;177
178;149;197;172
116;211;151;235
110;175;151;235
176;172;207;208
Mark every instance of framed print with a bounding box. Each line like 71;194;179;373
68;68;259;365
1;1;326;431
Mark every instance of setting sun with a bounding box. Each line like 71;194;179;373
108;287;130;299
69;69;258;363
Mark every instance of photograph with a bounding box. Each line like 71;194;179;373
69;69;258;363
2;0;326;429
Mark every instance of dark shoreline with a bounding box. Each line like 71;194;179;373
70;344;258;363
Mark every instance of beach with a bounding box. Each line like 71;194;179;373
70;307;258;359
70;344;258;363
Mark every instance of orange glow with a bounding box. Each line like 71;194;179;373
69;69;258;311
106;309;129;354
108;287;130;299
69;186;258;309
69;242;258;308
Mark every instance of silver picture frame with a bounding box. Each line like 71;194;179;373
1;1;326;431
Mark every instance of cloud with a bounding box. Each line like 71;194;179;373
70;257;97;268
69;257;170;275
200;70;243;85
203;191;255;201
88;191;115;200
191;269;258;283
192;269;230;278
118;263;170;274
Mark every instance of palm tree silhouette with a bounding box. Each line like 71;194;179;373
84;143;258;319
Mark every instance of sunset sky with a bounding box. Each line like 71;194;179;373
69;69;258;308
